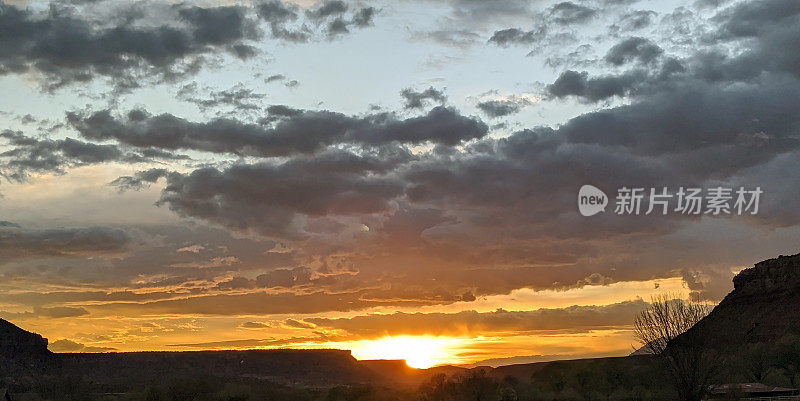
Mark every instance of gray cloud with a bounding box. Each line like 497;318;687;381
156;152;406;237
0;3;259;90
400;87;447;109
550;2;597;25
109;168;171;192
177;83;266;111
547;69;647;102
68;106;487;157
488;27;546;46
0;225;130;258
255;0;375;41
49;339;116;353
0;130;181;181
475;94;536;118
612;10;658;32
33;305;89;318
309;300;648;337
604;37;663;66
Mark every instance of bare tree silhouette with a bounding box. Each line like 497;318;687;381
634;293;716;401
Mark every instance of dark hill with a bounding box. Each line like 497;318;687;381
684;253;800;347
57;349;383;387
0;319;50;362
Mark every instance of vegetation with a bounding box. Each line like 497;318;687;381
633;294;715;401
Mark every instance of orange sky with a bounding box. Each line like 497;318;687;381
2;0;800;370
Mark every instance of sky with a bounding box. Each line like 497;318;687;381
1;0;800;368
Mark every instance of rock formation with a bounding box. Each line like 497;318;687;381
684;253;800;347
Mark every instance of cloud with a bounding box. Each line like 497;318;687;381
0;224;130;258
488;27;546;46
400;87;447;109
255;0;375;41
177;83;266;111
0;3;259;90
217;267;314;290
109;168;171;192
547;69;646;102
33;305;89;318
604;37;663;66
156;154;406;237
475;93;538;118
308;300;648;337
611;10;658;32
49;339;116;353
0;130;185;181
283;318;315;329
549;2;597;25
68;106;487;157
5;0;800;326
239;321;272;329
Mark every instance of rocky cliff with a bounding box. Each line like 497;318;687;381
0;319;50;361
685;253;800;347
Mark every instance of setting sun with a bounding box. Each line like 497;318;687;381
348;336;467;369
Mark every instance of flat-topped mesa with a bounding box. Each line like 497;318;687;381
732;253;800;296
0;318;51;361
683;252;800;347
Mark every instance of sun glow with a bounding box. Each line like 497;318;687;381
348;336;466;369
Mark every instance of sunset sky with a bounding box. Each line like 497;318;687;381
1;0;799;368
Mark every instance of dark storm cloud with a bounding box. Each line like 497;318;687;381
604;37;663;66
0;225;130;258
308;300;648;337
400;87;447;109
0;3;258;89
67;106;488;157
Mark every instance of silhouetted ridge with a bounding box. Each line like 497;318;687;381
0;318;50;361
685;253;800;347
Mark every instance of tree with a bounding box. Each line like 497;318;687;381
633;293;715;401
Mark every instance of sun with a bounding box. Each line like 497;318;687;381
348;335;465;369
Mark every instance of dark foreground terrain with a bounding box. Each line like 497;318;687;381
3;253;800;400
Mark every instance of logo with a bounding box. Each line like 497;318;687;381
578;185;608;216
